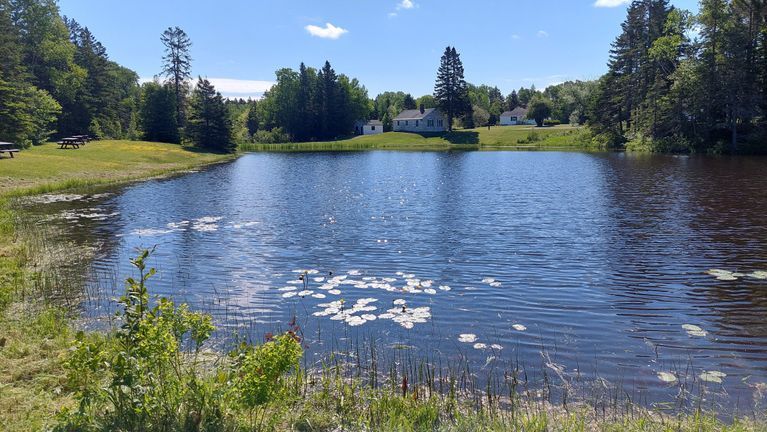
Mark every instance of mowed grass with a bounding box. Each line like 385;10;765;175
0;140;233;195
241;125;595;152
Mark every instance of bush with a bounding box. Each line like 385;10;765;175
57;249;303;431
543;119;561;127
517;130;541;144
253;127;291;144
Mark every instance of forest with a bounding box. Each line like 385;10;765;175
1;0;766;153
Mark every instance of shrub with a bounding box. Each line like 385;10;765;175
57;249;303;431
253;127;291;144
543;119;561;127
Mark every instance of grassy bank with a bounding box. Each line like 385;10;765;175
240;125;598;152
0;140;234;195
0;140;233;430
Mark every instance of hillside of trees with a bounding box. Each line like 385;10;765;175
1;0;765;153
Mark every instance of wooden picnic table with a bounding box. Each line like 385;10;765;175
58;137;86;149
0;141;20;158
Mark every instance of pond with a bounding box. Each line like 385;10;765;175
21;151;767;411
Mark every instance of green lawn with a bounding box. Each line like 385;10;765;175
0;140;233;196
241;125;596;151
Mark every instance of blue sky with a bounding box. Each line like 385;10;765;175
57;0;700;99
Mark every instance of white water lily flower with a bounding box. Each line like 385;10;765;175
328;289;341;295
361;314;377;321
357;298;378;305
421;280;433;288
297;290;313;297
383;277;398;283
489;282;502;287
482;278;495;284
458;334;478;343
278;286;297;291
396;271;404;276
657;372;677;383
749;271;767;280
393;299;407;305
682;324;707;337
313;277;325;282
312;293;326;299
699;371;726;383
491;344;503;350
282;292;297;298
400;321;414;329
512;324;527;331
378;313;395;319
347;269;362;276
424;288;437;295
439;285;452;291
473;343;487;350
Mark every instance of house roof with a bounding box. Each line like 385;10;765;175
365;120;383;126
394;108;438;120
501;107;528;117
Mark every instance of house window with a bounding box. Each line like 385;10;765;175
397;121;400;126
427;119;434;127
437;119;443;127
416;120;419;127
511;117;517;122
371;125;376;130
405;121;409;126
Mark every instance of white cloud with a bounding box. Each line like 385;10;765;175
537;30;549;38
397;0;416;10
511;34;521;40
141;77;276;100
305;22;348;40
593;0;630;7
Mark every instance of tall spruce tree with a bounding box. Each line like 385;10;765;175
433;46;470;131
161;27;192;127
186;77;235;152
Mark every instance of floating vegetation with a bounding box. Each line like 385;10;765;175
491;344;503;350
439;285;451;291
704;268;767;281
749;271;767;280
24;192;112;204
458;334;478;343
657;372;678;383
699;370;727;383
512;324;527;331
59;209;119;221
481;278;496;284
282;292;297;298
191;216;223;232
473;343;487;350
682;324;707;337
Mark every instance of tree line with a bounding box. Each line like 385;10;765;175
589;0;767;153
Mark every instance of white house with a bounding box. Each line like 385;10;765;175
500;107;535;126
355;120;384;135
393;106;448;133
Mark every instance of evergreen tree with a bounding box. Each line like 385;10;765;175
506;90;520;110
433;46;470;131
246;100;259;137
139;81;179;143
186;78;235;152
403;94;417;110
161;26;192;127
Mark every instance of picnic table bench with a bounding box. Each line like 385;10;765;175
58;136;87;149
0;142;20;158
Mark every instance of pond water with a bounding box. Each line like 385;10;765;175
21;151;767;410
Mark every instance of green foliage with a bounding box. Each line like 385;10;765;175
139;81;180;143
57;249;303;431
434;46;471;131
187;77;236;152
527;97;553;127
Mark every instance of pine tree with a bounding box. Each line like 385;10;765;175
186;77;235;152
403;94;417;110
433;46;470;131
246;100;259;137
139;81;179;143
161;27;192;127
506;90;520;111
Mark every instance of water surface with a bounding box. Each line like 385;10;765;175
24;151;767;410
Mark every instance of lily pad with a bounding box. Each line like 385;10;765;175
458;334;477;343
699;370;726;383
657;372;677;383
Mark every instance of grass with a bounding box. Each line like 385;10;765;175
0;140;234;195
240;125;598;152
